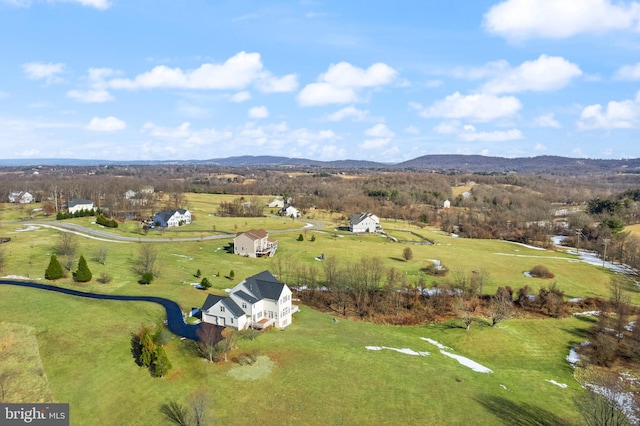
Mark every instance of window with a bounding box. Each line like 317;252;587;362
230;318;234;324
220;306;225;312
242;302;247;309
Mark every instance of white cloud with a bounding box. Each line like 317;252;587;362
365;123;394;138
67;89;114;103
360;138;391;149
578;91;640;129
22;62;65;84
87;116;126;132
142;122;233;146
532;113;561;128
110;52;275;90
230;91;251;103
255;73;298;93
459;128;524;142
483;0;640;41
415;92;522;121
405;125;420;134
615;62;640;80
2;0;110;9
248;106;269;119
298;61;397;106
326;106;370;122
482;55;582;94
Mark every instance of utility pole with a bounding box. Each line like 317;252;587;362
602;238;611;267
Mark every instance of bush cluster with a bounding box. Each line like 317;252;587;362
96;214;118;228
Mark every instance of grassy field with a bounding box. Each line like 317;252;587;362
1;197;638;425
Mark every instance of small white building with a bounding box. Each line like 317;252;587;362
153;209;191;227
349;213;381;233
282;205;300;218
268;197;285;208
443;199;451;209
201;270;296;330
68;198;94;214
8;191;34;204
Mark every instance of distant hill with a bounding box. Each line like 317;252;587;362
2;154;640;175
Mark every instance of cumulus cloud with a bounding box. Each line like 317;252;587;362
109;52;291;92
483;0;640;41
578;91;640;129
298;61;397;106
414;92;522;121
458;128;524;142
326;106;371;122
481;55;582;94
86;116;126;132
230;91;251;103
248;106;269;119
22;62;65;84
615;62;640;80
67;89;114;103
360;124;394;150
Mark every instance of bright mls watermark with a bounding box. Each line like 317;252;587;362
1;404;69;425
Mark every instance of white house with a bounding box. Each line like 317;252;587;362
282;205;300;218
8;191;34;204
234;229;278;257
153;209;192;227
349;213;381;233
68;198;94;214
268;197;285;208
201;270;296;330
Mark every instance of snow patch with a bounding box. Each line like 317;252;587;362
567;349;581;365
587;384;640;423
171;254;194;260
1;275;41;280
573;311;600;317
440;350;493;373
366;346;429;356
420;337;451;350
500;384;507;390
546;380;568;388
14;225;40;232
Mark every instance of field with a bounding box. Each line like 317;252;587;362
0;195;638;425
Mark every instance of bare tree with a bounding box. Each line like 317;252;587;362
489;287;513;327
575;372;634;426
94;245;108;265
132;244;161;277
195;324;222;363
402;247;413;262
56;232;77;271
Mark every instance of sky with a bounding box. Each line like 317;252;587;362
2;0;640;162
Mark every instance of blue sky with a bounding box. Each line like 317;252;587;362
2;0;640;162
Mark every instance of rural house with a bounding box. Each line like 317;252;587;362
281;205;300;218
68;198;94;214
201;270;296;330
234;229;278;257
8;191;34;204
153;209;192;227
349;213;381;233
267;197;285;208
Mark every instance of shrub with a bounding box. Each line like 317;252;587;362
297;234;304;241
529;264;554;279
200;277;212;289
75;255;92;282
45;255;64;280
96;214;118;228
140;272;154;285
98;272;112;284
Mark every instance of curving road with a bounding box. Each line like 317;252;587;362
0;279;204;340
13;216;326;243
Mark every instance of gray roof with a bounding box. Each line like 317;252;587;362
201;294;245;318
155;208;188;222
68;198;93;208
233;290;259;304
241;270;286;301
350;212;376;225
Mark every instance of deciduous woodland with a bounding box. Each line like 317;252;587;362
1;163;640;424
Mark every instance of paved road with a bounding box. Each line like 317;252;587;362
11;216;326;243
0;279;204;340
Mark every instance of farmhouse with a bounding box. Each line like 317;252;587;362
349;213;381;233
268;197;285;208
281;205;300;218
234;229;278;257
8;191;34;204
201;270;295;330
68;198;94;214
153;209;192;227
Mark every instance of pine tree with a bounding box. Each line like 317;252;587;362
139;327;156;368
200;277;211;289
151;345;172;377
45;255;64;280
75;255;92;282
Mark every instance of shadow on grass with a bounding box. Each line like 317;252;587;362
388;257;407;263
475;395;574;426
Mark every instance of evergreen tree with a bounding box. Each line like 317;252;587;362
200;277;211;289
139;327;156;368
195;269;201;278
75;255;92;282
151;345;172;377
297;234;304;241
229;270;235;279
45;255;64;280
